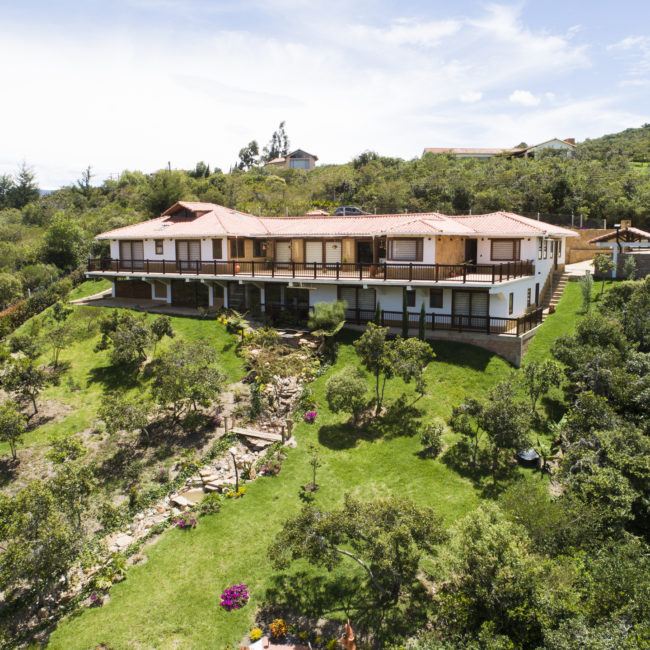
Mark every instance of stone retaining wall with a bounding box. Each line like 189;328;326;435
565;228;613;264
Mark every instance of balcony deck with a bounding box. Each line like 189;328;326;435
87;259;534;285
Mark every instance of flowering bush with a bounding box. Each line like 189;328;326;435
220;583;249;611
250;628;263;642
173;515;197;529
214;414;223;427
270;618;288;639
225;486;247;499
156;467;169;483
260;461;282;476
89;592;102;606
303;410;318;424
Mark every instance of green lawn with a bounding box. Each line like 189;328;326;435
524;278;616;363
69;279;112;301
48;338;516;650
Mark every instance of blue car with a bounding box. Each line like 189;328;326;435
334;206;367;216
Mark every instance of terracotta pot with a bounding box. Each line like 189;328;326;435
369;264;377;277
234;263;240;273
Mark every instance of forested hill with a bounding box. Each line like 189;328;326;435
577;123;650;161
1;124;650;308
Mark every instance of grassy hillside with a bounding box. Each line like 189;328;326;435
577;123;650;162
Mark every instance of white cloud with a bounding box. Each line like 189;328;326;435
351;18;462;48
460;91;483;103
509;90;541;106
0;3;643;188
608;35;650;75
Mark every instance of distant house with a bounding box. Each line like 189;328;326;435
423;138;576;160
266;149;318;170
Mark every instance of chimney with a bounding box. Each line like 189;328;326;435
564;138;575;145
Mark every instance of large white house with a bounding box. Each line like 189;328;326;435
87;202;576;356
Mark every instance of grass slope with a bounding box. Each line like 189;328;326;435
0;305;244;458
48;338;514;649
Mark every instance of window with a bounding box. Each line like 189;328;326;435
338;286;376;313
155;240;163;255
212;239;223;259
538;238;543;260
543;239;548;259
289;158;310;169
230;239;245;258
509;292;514;315
429;288;443;308
490;239;521;261
527;288;531;307
388;238;423;261
558;239;562;256
404;289;416;308
253;239;267;257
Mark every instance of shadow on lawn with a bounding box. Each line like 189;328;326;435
261;570;431;646
318;396;422;450
87;362;141;392
430;341;498;371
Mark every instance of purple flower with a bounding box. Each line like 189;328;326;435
220;583;249;611
303;410;318;423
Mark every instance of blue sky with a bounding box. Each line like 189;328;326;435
1;0;648;188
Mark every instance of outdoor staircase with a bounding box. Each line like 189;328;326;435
541;271;570;316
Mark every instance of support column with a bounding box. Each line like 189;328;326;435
208;283;214;307
166;282;172;304
223;283;229;309
260;285;265;311
111;280;116;298
612;247;618;279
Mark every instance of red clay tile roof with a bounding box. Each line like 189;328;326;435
96;202;578;240
588;227;650;243
423;147;522;155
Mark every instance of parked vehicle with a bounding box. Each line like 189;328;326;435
334;206;367;216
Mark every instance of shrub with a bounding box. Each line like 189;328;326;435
197;492;222;515
303;410;318;424
220;583;249;611
225;486;247;499
420;422;444;458
260;461;282;476
270;618;288;639
173;515;197;529
580;272;593;312
325;366;368;425
250;628;263;642
327;639;339;650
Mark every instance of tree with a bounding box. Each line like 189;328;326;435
46;435;87;465
420;422;443;458
3;358;47;416
269;493;446;603
374;301;382;325
579;271;593;312
95;311;152;367
354;324;433;416
308;300;346;358
47;320;78;367
262;121;290;162
150;315;175;355
0;272;22;308
401;290;409;338
418;302;426;341
50;300;73;323
144;169;190;216
593;254;615;295
98;392;153;440
43;212;86;270
151;340;226;422
188;161;211;179
623;255;637;280
354;324;395;416
7;161;39;208
7;332;42;360
0;400;27;460
306;443;321;491
520;360;563;417
435;503;544;647
448;397;485;468
481;380;530;481
0;173;14;207
0;481;83;604
76;165;94;197
325;366;368;425
49;444;96;528
237;141;260;170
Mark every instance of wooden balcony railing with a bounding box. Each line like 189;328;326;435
87;258;534;284
256;304;544;337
